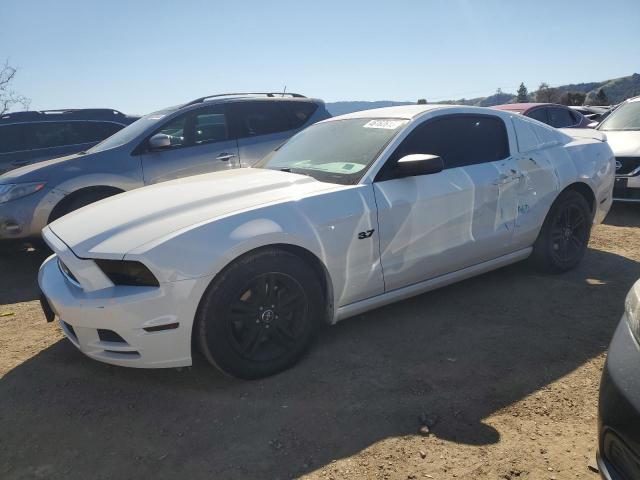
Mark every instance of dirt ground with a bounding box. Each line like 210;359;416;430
1;204;639;480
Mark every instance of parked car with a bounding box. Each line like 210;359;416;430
569;105;614;122
0;93;330;246
39;105;614;379
597;96;640;202
0;108;139;174
493;103;592;128
597;278;640;480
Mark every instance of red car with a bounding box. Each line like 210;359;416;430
493;103;592;128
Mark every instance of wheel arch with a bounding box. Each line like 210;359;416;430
559;181;596;216
48;185;125;223
197;243;335;325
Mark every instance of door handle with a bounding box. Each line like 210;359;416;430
216;153;236;161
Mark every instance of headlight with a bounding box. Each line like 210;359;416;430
95;260;159;287
0;182;46;203
625;280;640;344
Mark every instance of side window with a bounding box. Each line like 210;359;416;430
230;102;291;138
80;122;123;143
0;124;29;153
548;108;575;128
157;116;187;147
29;122;77;149
281;102;318;129
193;107;228;145
389;115;509;170
527;108;548;124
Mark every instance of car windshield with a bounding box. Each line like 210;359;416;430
598;101;640;131
255;118;408;185
88;109;177;153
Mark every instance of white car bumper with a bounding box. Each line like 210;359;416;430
38;254;210;368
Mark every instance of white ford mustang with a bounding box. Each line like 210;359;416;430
39;105;615;379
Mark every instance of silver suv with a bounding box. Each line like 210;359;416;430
0;93;330;246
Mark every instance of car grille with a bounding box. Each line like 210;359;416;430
615;157;640;176
603;430;640;480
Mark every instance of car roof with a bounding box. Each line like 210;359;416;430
182;92;324;109
327;104;450;120
324;104;523;121
0;108;136;124
493;103;556;112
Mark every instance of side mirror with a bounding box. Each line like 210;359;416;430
395;154;444;178
148;133;172;150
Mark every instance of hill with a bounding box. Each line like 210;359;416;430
325;73;640;116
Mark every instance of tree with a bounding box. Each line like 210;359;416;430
535;82;559;103
594;88;609;106
417;98;427;105
0;61;30;116
559;91;586;106
516;83;529;102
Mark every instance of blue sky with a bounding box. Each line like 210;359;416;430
2;0;639;114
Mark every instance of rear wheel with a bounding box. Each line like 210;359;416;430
532;190;592;273
196;248;323;379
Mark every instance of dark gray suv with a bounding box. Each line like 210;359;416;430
0;109;139;174
0;93;330;246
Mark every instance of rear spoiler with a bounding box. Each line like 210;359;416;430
558;128;607;142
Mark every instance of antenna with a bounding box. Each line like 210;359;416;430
282;85;287;97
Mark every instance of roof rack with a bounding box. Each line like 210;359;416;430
183;92;306;107
0;108;127;122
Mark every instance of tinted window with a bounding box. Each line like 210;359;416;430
0;124;28;153
194;108;228;144
282;102;318;129
230;102;291;138
548;107;575;128
389;115;509;170
80;122;123;142
527;108;548;123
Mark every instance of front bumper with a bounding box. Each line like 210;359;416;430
38;252;211;369
613;174;640;203
0;188;64;240
598;317;640;480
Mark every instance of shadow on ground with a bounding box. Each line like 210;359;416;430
603;202;639;227
1;241;638;479
0;247;49;304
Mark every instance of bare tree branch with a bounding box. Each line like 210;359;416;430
0;60;31;116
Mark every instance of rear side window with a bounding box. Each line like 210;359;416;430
527;108;548;124
390;115;509;169
0;124;29;153
281;102;318;129
230;102;291;138
548;108;575;128
193;109;228;144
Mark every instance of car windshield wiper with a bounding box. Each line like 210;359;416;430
279;167;292;173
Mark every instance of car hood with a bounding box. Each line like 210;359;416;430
602;130;640;157
0;152;90;182
48;168;341;258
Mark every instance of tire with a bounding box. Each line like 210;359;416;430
531;190;592;273
49;189;119;223
196;248;323;379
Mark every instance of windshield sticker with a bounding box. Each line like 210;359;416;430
363;119;406;130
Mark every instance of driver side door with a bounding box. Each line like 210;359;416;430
373;114;517;291
140;105;240;185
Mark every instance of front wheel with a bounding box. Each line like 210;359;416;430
531;190;592;273
195;249;323;379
